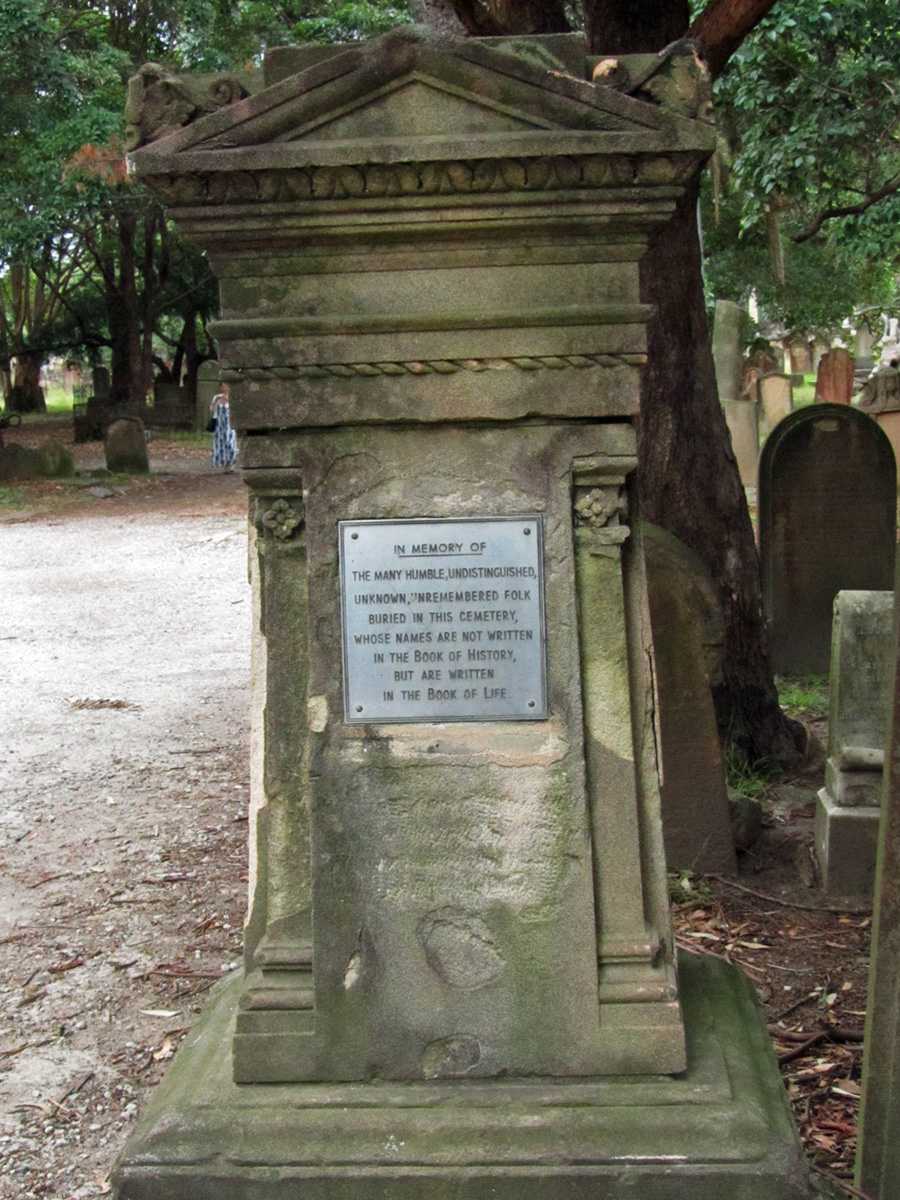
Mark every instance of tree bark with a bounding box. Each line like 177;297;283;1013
434;0;806;766
9;353;46;413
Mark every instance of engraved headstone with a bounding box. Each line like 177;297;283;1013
759;405;896;675
116;26;809;1200
644;523;737;876
815;347;855;405
786;333;813;375
758;372;792;437
816;591;894;895
712;299;745;402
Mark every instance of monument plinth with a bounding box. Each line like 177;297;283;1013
116;27;811;1200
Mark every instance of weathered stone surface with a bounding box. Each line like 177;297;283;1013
759;405;896;675
825;591;894;807
786;334;812;376
759;373;792;437
0;442;73;481
712;299;745;403
815;590;893;895
114;24;806;1200
112;953;813;1200
104;418;149;474
815;347;855;405
721;399;759;488
643;522;736;876
856;583;900;1197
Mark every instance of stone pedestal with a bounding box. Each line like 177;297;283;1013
712;300;745;403
815;590;893;895
118;26;810;1200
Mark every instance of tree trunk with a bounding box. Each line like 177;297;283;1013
438;0;804;767
9;353;46;414
637;178;804;762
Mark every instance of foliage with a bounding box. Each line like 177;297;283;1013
721;745;776;801
706;0;900;331
777;676;828;719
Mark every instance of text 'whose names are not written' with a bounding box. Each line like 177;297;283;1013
340;520;547;723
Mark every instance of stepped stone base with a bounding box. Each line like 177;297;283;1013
816;788;881;896
112;953;812;1200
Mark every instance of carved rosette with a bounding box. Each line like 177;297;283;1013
257;497;304;542
574;486;629;531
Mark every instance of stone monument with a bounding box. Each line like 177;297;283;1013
759;404;896;675
856;582;900;1199
643;522;737;876
115;27;810;1200
814;347;854;405
856;363;900;468
816;591;894;895
758;372;792;438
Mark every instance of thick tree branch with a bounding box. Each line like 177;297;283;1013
689;0;779;79
793;173;900;243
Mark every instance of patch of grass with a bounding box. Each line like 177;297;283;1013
777;675;828;718
722;746;777;802
0;486;24;507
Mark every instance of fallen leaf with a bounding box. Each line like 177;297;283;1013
152;1036;174;1061
140;1009;180;1019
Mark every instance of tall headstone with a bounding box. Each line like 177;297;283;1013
643;523;737;876
92;365;111;401
712;300;745;402
722;398;760;488
815;347;855;405
759;405;896;675
786;333;813;376
856;582;900;1198
758;372;792;438
815;591;894;895
117;28;809;1200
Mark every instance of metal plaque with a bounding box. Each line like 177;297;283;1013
340;517;547;723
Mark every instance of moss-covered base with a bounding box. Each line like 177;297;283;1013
112;953;813;1200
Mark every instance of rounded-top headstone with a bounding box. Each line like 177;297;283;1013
759;404;896;675
104;417;149;474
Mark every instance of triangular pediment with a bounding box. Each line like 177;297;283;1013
129;25;715;173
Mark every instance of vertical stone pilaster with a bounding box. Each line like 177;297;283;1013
234;482;316;1082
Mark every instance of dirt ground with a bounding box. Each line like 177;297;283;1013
0;416;872;1199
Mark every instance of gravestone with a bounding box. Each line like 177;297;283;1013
712;299;745;403
116;26;809;1200
815;591;893;895
759;405;896;675
196;360;220;431
722;398;759;488
105;417;149;473
815;347;855;405
856;583;900;1198
786;333;812;376
92;365;111;401
759;372;792;437
643;523;737;876
150;379;193;430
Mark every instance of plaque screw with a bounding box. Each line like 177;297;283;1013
351;532;359;540
524;528;531;535
528;700;535;708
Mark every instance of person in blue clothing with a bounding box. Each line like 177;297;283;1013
210;382;237;470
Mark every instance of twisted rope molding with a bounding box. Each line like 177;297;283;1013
222;353;646;382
